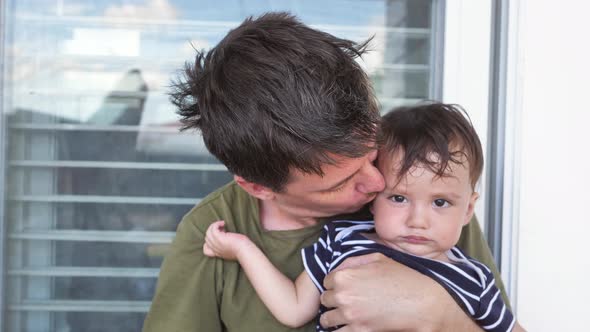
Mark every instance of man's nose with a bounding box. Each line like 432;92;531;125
355;162;385;194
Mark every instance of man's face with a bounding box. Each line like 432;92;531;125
370;150;478;261
272;150;385;219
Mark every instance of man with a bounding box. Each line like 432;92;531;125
143;12;506;331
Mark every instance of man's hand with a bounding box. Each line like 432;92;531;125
203;220;249;260
319;253;482;332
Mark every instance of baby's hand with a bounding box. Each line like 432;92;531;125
203;220;248;260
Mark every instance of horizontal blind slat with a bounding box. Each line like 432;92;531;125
10;160;226;171
10;195;199;205
8;267;160;277
8;230;174;243
9;123;179;132
8;300;151;312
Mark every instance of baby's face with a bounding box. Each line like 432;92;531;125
370;150;479;261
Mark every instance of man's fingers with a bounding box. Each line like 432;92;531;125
320;289;336;308
319;308;346;330
324;253;390;290
321;308;370;331
320;254;397;330
323;270;338;291
320;290;359;329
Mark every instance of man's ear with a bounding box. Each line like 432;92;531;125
234;175;276;200
464;192;480;226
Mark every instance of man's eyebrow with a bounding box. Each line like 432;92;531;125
323;169;360;191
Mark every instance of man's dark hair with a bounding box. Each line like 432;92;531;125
170;12;380;191
379;103;484;189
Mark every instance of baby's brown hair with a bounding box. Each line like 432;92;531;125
379;102;483;189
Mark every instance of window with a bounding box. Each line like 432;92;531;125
0;1;440;330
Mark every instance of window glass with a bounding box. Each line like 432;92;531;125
1;1;437;330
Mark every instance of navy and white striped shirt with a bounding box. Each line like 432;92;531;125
302;220;515;332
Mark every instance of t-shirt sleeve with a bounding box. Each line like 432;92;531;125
301;224;334;292
142;209;224;332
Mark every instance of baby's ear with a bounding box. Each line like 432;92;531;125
464;192;480;225
234;175;275;200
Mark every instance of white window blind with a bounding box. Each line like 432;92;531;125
1;1;439;331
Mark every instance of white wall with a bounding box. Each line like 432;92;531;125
514;0;590;330
443;0;492;229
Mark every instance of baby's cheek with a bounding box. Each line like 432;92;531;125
439;232;460;250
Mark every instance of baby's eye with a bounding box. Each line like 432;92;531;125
433;199;450;208
390;195;407;203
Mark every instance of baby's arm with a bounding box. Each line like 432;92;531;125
203;220;320;328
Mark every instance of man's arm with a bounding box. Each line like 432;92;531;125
319;253;482;332
142;216;223;332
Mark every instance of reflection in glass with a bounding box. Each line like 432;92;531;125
2;1;437;331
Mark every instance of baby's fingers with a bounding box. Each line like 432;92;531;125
207;220;226;238
205;221;222;242
204;220;229;256
212;220;226;231
203;242;216;257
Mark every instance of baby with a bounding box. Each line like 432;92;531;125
204;103;517;332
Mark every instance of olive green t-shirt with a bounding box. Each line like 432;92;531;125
142;181;508;332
